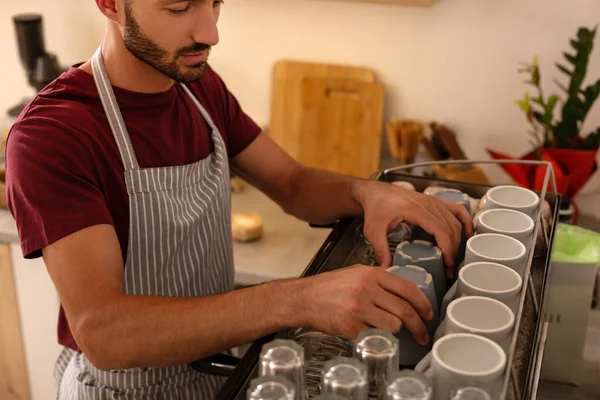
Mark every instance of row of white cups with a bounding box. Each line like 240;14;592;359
396;184;543;400
246;185;546;400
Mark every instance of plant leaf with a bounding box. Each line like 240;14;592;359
564;53;577;65
543;95;558;126
555;63;572;76
515;100;528;113
553;26;597;147
533;111;544;124
546;95;559;111
581;78;600;108
553;78;568;93
570;39;583;51
515;92;531;113
582;127;600;149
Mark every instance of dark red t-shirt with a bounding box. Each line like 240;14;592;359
6;64;261;351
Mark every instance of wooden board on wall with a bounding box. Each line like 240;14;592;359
0;244;30;400
298;76;385;178
269;59;376;160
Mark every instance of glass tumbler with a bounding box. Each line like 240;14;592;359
354;329;399;399
259;339;307;400
321;357;369;400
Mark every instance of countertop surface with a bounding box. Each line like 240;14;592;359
230;183;332;284
0;208;19;244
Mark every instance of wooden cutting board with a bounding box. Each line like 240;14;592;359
298;77;385;178
269;60;384;178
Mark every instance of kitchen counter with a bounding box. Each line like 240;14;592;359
0;208;19;243
231;183;332;285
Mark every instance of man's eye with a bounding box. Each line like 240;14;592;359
213;0;224;7
167;5;191;15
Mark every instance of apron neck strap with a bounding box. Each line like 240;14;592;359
179;83;218;132
91;46;139;171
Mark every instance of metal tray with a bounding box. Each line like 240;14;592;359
216;161;560;400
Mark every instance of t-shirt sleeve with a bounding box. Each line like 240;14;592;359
6;117;114;259
208;67;262;158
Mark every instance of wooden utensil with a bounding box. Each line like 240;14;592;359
386;119;424;165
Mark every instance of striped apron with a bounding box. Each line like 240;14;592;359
53;47;235;399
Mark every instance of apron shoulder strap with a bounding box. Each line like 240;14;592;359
91;47;139;171
179;83;219;132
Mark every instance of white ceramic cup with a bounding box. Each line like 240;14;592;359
434;296;515;353
475;209;535;249
484;185;540;220
414;333;506;400
464;233;527;277
441;262;523;316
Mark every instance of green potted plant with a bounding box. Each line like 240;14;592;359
488;26;599;199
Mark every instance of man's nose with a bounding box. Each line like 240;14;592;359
191;5;219;47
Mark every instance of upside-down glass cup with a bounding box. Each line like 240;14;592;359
259;339;307;400
247;376;296;400
386;369;432;400
354;329;400;399
321;357;369;400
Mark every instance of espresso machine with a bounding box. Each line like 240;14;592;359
7;13;63;118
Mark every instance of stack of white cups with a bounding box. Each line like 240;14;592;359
415;185;542;400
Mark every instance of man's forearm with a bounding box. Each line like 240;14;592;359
78;278;307;370
285;167;372;224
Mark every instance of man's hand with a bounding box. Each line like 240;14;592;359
352;180;473;269
298;265;433;344
42;225;305;370
232;133;472;269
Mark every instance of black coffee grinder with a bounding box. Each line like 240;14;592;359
8;14;63;117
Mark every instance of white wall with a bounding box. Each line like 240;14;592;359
1;0;599;211
210;0;600;213
2;0;598;214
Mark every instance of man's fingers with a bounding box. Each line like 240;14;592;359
444;200;473;237
362;306;403;334
435;202;461;256
375;271;433;321
369;292;429;345
363;221;392;268
402;198;456;266
407;211;454;267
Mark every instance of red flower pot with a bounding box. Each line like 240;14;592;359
486;147;598;198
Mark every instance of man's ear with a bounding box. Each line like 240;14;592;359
95;0;124;25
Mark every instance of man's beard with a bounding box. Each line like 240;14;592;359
123;1;209;84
